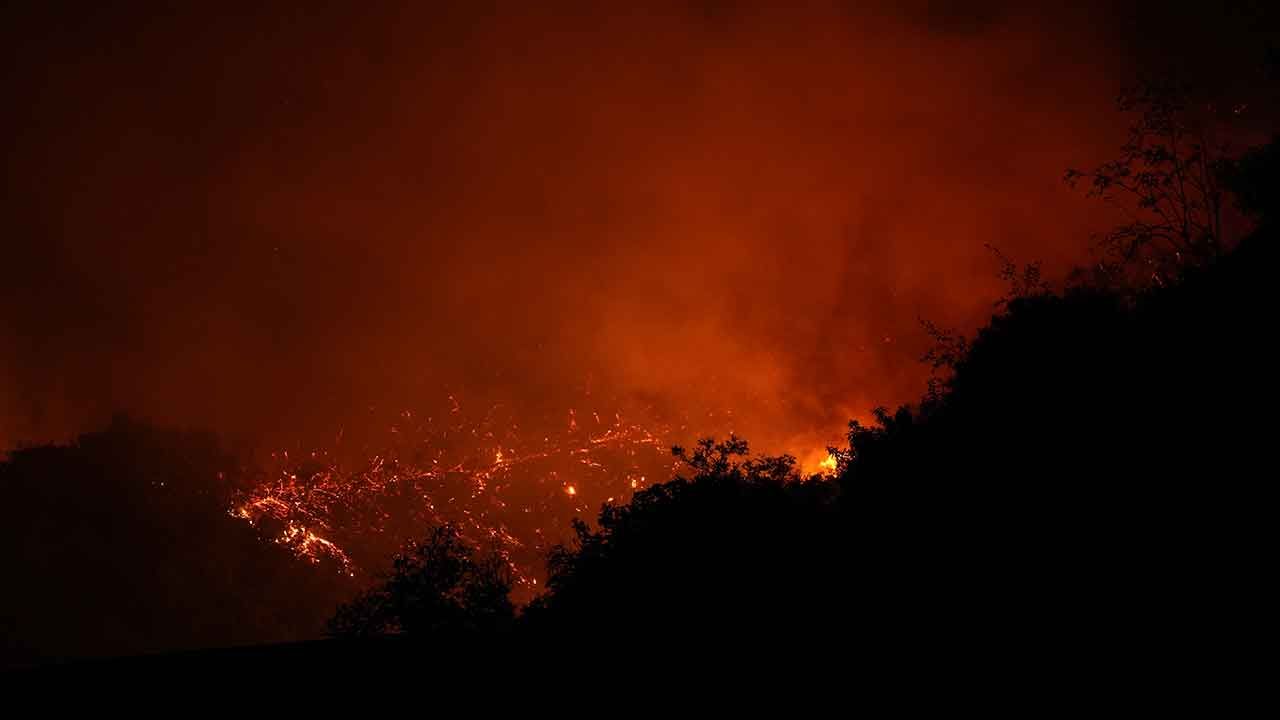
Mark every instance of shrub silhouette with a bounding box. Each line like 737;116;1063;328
520;437;841;643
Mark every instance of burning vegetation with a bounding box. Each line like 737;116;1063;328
230;398;687;598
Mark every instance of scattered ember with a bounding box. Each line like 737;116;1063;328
231;398;686;600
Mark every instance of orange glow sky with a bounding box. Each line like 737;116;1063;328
2;2;1274;461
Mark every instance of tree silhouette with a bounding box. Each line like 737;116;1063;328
1066;78;1238;286
327;524;514;638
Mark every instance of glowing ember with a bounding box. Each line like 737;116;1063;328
230;398;685;599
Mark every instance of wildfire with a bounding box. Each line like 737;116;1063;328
819;453;838;475
230;399;684;599
229;395;842;601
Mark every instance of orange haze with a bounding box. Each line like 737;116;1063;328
2;2;1272;463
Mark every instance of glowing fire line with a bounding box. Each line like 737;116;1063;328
230;403;682;596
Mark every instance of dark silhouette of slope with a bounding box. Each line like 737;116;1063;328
841;251;1271;660
516;135;1278;665
0;416;353;668
841;139;1276;658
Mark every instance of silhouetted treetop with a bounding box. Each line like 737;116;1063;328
671;435;802;484
327;524;513;638
520;435;840;641
1066;78;1247;285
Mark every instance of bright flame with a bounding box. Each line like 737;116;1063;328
797;445;842;476
818;453;838;475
